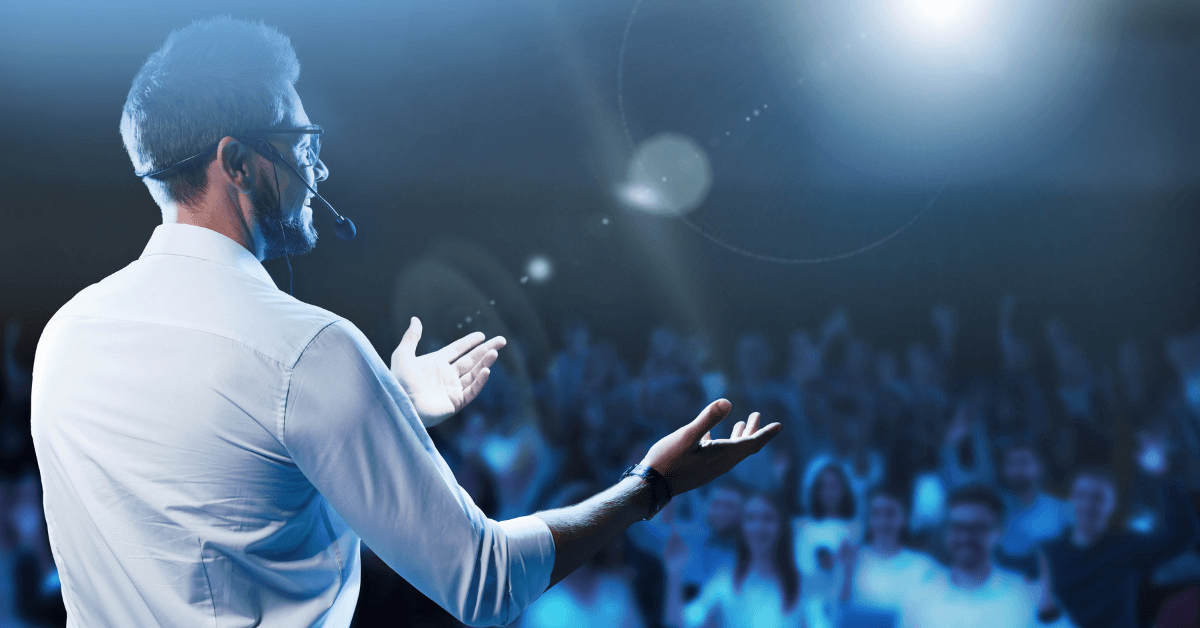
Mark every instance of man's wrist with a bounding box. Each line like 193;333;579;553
620;475;655;523
621;464;672;520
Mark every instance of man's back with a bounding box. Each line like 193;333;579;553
32;224;357;626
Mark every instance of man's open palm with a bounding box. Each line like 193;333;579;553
391;317;505;426
642;399;782;496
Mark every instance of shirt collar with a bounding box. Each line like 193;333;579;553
140;223;277;289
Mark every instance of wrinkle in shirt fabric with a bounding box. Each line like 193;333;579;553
32;224;554;628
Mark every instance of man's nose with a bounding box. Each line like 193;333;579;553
314;158;329;183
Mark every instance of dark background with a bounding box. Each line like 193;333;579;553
0;0;1197;387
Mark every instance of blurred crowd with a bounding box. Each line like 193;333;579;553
3;293;1200;627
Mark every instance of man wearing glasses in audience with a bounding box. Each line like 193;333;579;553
900;485;1073;628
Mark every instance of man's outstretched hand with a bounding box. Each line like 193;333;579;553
390;317;505;426
641;399;782;496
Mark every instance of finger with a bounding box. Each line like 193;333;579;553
462;367;491;404
438;331;488;362
460;350;497;388
742;412;761;439
683;399;733;442
397;316;422;357
746;423;783;451
454;337;505;376
731;421;747;439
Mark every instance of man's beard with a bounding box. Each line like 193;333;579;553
253;173;318;261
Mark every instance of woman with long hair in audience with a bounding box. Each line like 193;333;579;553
665;490;804;628
793;461;860;628
836;483;940;623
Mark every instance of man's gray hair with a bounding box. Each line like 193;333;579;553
120;16;301;209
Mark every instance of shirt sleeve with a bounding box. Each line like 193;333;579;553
282;320;555;627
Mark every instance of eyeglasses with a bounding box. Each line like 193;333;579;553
135;125;323;179
245;125;322;168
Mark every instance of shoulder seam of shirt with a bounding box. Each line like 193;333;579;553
49;312;331;368
279;318;352;448
288;318;348;370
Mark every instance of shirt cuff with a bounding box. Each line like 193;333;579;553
500;515;556;615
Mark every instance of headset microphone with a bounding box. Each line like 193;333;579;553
248;138;357;241
134;133;355;297
310;188;356;241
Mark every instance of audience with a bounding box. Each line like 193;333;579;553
665;491;804;628
3;296;1199;628
899;485;1070;628
1045;461;1199;628
837;484;940;623
995;441;1073;578
793;462;860;628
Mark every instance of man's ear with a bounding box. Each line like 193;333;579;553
216;136;257;193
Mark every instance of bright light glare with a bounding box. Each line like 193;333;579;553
898;0;986;42
618;132;712;216
911;0;971;27
620;182;663;210
526;255;552;283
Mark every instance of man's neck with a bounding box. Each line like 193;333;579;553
869;541;901;560
748;555;777;579
170;182;263;260
950;562;993;590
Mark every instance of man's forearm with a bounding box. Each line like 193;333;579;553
533;476;652;589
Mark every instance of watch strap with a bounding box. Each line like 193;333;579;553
621;464;673;521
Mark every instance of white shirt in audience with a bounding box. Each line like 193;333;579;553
683;567;805;628
899;567;1074;628
851;547;940;611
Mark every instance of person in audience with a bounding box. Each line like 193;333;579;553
995;441;1072;577
7;472;65;628
675;480;746;601
665;491;804;628
900;485;1071;628
1043;450;1199;628
795;462;860;628
941;398;995;491
547;318;591;414
836;484;940;621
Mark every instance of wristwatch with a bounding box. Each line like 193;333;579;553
621;464;673;521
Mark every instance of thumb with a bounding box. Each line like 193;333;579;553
398;316;422;357
685;399;733;441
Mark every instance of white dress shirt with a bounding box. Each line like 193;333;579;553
899;567;1074;628
31;223;555;627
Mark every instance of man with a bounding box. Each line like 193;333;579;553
1044;461;1198;628
30;17;781;627
901;485;1071;628
995;442;1073;577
